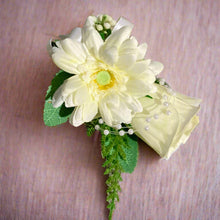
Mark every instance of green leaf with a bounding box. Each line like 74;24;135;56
43;70;74;126
145;95;153;99
43;101;74;126
118;135;138;174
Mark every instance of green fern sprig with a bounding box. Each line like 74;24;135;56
101;133;124;220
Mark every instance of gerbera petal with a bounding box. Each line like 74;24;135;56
99;26;133;65
119;37;138;55
128;60;150;76
71;85;90;106
82;26;103;58
126;79;152;97
99;46;118;66
112;17;133;32
60;38;86;63
103;26;132;49
69;106;84;127
51;47;81;74
68;27;82;41
52;75;84;108
116;54;137;70
82;101;98;122
148;61;164;75
140;70;156;84
119;92;143;113
104;93;132;125
136;43;148;60
99;98;113;126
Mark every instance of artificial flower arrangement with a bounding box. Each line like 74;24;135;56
44;14;201;219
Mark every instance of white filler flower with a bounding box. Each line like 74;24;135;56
48;16;163;127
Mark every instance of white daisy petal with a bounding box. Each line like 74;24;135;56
71;85;90;106
128;60;150;76
68;27;82;41
52;75;84;107
51;47;81;74
60;38;86;63
82;26;103;58
126;79;152;97
112;17;133;32
69;106;84;127
148;61;164;75
116;54;137;70
82;101;98;122
137;43;148;60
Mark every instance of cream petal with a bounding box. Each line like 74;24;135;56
99;98;113;126
103;26;132;49
132;98;179;157
52;75;84;107
128;60;150;76
82;101;98;122
99;46;118;66
119;37;138;55
118;92;143;113
136;43;148;60
112;17;134;32
60;38;86;63
51;47;81;74
82;26;103;58
126;79;152;97
69;106;84;127
104;93;132;125
132;85;201;159
72;85;90;106
84;15;97;26
99;26;133;65
140;70;156;84
68;27;82;41
148;61;164;75
116;54;136;70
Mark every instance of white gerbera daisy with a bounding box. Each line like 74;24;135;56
48;16;164;127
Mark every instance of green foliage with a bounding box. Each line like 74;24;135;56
99;124;139;219
145;95;153;99
101;133;123;220
85;121;96;136
43;70;74;126
118;135;138;173
99;29;111;40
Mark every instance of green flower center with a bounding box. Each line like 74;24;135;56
96;70;111;86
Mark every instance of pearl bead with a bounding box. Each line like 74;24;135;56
95;125;100;130
99;118;104;124
166;110;172;116
104;130;109;135
154;114;159;119
128;129;134;135
119;130;125;136
145;126;149;131
163;102;169;107
146;117;151;122
116;124;122;130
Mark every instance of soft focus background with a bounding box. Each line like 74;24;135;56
0;0;219;219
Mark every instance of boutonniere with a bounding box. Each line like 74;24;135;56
44;14;201;219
